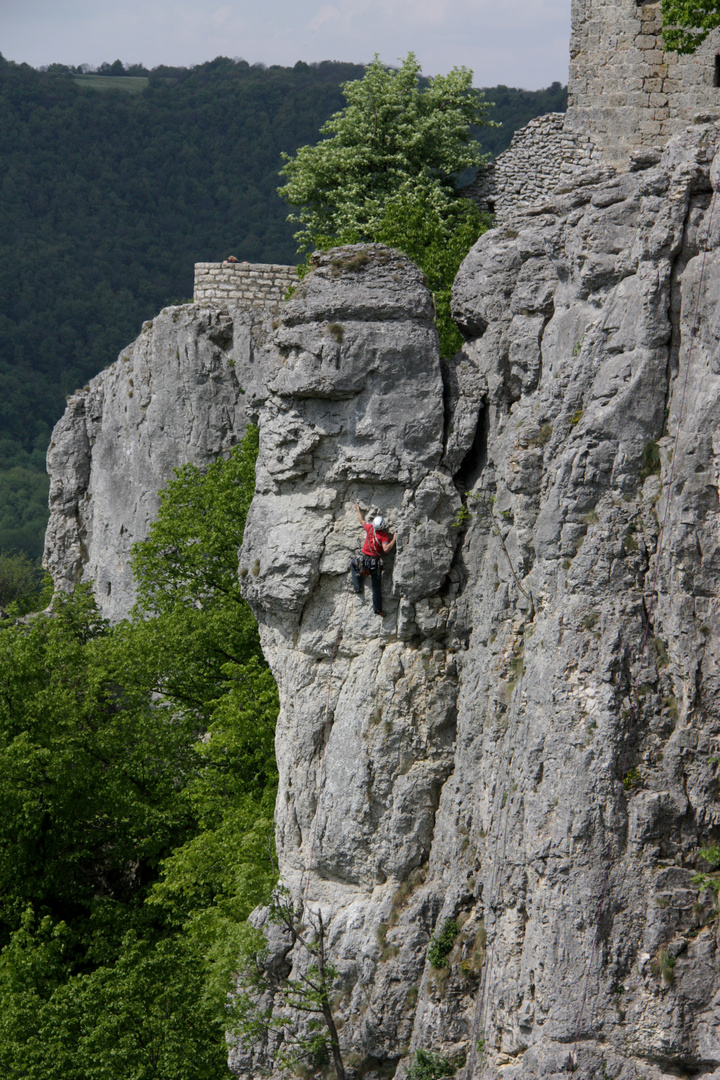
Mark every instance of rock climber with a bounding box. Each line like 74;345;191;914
351;502;397;616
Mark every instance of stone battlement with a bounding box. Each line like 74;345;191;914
194;261;298;308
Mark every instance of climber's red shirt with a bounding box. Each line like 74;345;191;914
361;522;390;558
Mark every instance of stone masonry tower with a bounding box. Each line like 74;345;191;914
565;0;720;169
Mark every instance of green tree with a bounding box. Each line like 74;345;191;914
661;0;720;52
234;887;345;1080
0;426;279;1077
0;551;48;610
373;187;487;356
278;53;493;356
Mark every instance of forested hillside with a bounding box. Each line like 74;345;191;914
0;54;566;558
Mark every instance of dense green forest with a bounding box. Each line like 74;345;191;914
0;427;278;1078
0;53;566;559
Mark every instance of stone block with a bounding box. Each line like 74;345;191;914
643;49;666;65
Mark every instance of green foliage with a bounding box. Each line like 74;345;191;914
279;54;493;357
130;429;265;713
639;440;662;482
0;457;51;560
427;918;460;969
407;1048;464;1080
279;54;491;249
0;920;229;1080
372;186;490;356
132;429;258;617
234;886;345;1080
623;768;642;790
650;947;676;986
661;0;720;53
528;423;553;448
0;426;278;1076
0;551;49;611
699;845;720;869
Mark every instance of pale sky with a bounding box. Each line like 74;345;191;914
0;0;571;89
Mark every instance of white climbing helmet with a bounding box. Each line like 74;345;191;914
373;516;385;530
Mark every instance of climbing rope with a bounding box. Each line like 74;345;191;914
570;187;718;1071
302;576;353;911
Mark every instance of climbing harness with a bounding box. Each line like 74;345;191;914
355;553;382;576
569;187;718;1071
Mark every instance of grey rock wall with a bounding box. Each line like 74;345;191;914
44;304;257;620
41;123;720;1080
232;127;720;1080
467;114;603;223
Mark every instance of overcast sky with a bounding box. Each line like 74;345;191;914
1;0;571;89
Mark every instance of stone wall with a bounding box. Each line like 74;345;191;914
194;261;298;307
466;113;603;221
467;0;720;222
566;0;720;170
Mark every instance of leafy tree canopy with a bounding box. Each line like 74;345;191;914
0;426;278;1078
661;0;720;52
278;54;494;357
279;53;491;248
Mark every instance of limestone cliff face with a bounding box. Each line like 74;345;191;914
43;127;720;1080
44;304;258;621
233;128;720;1080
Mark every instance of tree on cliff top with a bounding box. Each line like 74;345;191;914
278;53;493;357
661;0;720;52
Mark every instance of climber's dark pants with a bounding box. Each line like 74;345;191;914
351;557;383;614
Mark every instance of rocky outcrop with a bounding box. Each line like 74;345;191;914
42;124;720;1080
44;304;258;620
233;126;720;1080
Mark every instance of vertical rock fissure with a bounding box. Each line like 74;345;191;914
453;404;488;495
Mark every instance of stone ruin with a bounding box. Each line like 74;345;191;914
193;260;297;309
471;0;720;220
192;2;720;291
